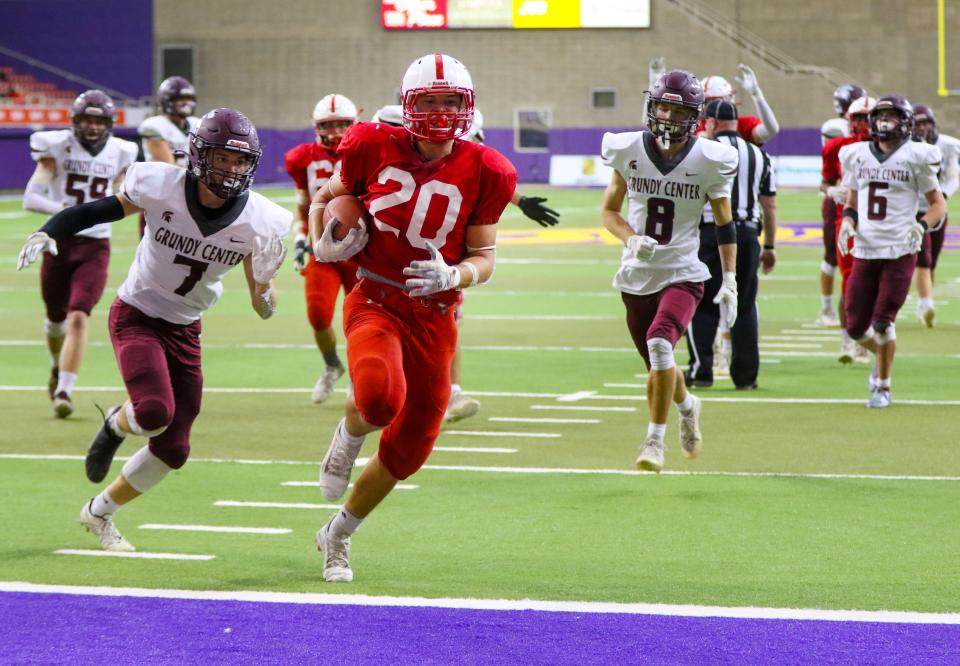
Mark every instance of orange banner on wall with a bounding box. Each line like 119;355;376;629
0;106;126;127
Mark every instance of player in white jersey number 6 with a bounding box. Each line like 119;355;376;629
17;108;292;552
601;70;739;473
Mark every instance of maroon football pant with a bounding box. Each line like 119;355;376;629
40;237;110;321
344;279;457;480
917;216;948;270
843;254;917;339
621;282;704;370
108;298;203;469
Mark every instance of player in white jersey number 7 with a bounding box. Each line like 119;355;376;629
17;108;292;553
601;69;740;473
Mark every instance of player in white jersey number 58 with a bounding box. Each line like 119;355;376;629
601;69;739;473
17;108;292;553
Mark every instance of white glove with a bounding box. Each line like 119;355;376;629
735;64;760;97
17;231;58;271
313;217;367;263
826;186;848;205
648;57;666;88
402;241;460;297
837;220;856;256
905;221;926;254
713;271;738;329
626;234;658;261
252;232;287;285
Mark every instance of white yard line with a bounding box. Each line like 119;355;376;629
531;405;636;412
138;524;291;535
603;383;646;388
281;481;419;489
470;315;618;321
213;501;339;510
52;550;214;561
5;454;960;481
434;446;518;453
488;417;601;424
444;431;561;439
3;582;957;624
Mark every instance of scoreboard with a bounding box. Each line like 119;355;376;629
381;1;651;30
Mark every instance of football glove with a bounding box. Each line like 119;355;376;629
403;241;460;296
825;185;848;205
292;233;312;272
626;234;658;261
905;221;926;255
517;196;559;227
252;232;287;285
16;231;58;271
713;271;738;329
837;220;856;256
735;64;760;97
313;217;367;263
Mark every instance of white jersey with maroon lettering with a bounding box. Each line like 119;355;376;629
601;131;738;295
118;162;292;324
138;114;200;166
840;140;942;259
29;129;138;239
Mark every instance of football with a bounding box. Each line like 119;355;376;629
323;195;370;241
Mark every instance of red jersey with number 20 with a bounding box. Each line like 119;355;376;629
337;122;517;290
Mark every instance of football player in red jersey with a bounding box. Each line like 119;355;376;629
284;94;361;403
649;58;779;146
821;96;875;363
306;53;517;582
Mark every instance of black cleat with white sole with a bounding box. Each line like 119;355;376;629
85;405;125;483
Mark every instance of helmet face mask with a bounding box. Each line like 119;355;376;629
401;53;475;141
646;70;704;147
312;94;358;148
70;89;115;151
158;76;197;118
188;108;262;199
869;95;914;142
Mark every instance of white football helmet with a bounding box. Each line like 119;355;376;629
845;95;875;138
401;52;475;141
464;108;484;143
312;94;358;147
701;75;735;102
371;104;404;127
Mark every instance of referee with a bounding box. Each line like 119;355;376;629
684;99;777;389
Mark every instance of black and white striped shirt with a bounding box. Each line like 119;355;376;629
703;131;776;226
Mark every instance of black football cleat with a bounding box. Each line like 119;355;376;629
48;367;59;401
86;405;126;483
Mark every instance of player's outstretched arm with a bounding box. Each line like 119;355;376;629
512;190;560;227
244;233;287;320
17;193;141;271
736;64;780;144
22;159;63;216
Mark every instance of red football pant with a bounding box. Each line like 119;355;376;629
303;259;358;331
344;279;457;480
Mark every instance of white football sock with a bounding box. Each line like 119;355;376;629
450;383;462;395
55;371;77;396
340;420;365;446
918;297;934;309
820;295;833;310
677;394;695;413
90;490;119;517
329;506;363;536
647;423;666;439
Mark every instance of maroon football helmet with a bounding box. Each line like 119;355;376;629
869;95;914;142
157;76;197;118
646;69;704;145
70;89;115;151
912;104;939;144
188;108;262;199
832;84;866;116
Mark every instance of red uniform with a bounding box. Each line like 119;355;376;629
822;135;865;287
697;115;762;144
284;142;358;331
337;122;516;478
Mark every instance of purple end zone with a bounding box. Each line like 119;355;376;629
2;592;958;665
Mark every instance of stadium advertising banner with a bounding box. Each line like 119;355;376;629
381;0;650;29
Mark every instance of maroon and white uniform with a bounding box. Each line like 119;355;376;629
602;131;737;367
917;133;959;269
839;140;942;335
110;162;291;467
138;114;200;168
336;122;516;478
30;129;137;319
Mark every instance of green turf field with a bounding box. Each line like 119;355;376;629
2;186;958;613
